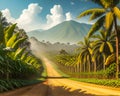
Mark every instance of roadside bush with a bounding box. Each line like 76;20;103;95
105;63;116;79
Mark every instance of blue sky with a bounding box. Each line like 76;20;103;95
0;0;100;31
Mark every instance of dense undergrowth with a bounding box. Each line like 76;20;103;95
0;13;45;93
0;79;42;92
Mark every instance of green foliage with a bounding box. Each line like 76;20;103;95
87;16;105;38
0;23;43;92
114;7;120;20
91;0;119;8
105;54;115;65
0;24;3;43
77;8;105;19
6;32;19;47
12;37;27;49
71;78;120;87
0;79;42;92
14;47;26;60
4;24;16;44
105;63;116;78
105;12;113;29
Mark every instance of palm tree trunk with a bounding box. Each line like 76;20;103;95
103;54;106;71
113;15;119;79
88;55;92;72
79;63;82;72
83;63;85;72
88;62;90;72
94;61;97;72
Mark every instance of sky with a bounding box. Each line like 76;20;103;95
0;0;100;32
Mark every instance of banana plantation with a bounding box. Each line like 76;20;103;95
0;12;43;92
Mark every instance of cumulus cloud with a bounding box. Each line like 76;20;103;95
2;3;43;31
17;3;43;31
66;12;72;21
46;5;65;28
2;8;16;23
2;4;73;31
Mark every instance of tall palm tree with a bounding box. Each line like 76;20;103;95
92;30;115;70
78;37;92;72
78;0;120;79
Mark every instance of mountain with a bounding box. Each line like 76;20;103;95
28;29;43;36
27;20;91;44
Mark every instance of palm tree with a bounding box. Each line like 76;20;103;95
92;30;115;70
78;0;120;79
78;37;92;72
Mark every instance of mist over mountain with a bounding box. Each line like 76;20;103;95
29;37;79;55
27;20;91;44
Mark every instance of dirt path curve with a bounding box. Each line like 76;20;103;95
1;57;120;96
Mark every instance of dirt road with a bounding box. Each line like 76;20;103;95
1;57;120;96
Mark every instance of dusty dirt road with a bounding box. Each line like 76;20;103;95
1;57;120;96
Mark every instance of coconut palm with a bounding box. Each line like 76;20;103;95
78;37;92;72
92;30;115;71
78;0;120;79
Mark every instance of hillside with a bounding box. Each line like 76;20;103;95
29;37;78;55
27;20;91;44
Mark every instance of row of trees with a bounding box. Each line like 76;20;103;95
55;0;120;79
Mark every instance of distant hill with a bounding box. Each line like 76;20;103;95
29;37;79;55
27;20;91;44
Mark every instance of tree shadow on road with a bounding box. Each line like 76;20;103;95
0;81;96;96
46;76;69;79
42;76;95;96
48;85;95;96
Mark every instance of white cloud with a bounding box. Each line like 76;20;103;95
46;5;65;29
16;3;43;31
66;12;72;21
2;8;16;23
2;4;73;31
70;2;75;5
2;3;43;31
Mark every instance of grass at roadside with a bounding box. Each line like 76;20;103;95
50;61;69;77
70;78;120;87
40;59;47;80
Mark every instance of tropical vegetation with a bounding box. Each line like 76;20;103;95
53;0;120;80
0;12;43;92
78;0;120;79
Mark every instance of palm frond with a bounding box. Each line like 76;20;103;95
105;54;115;65
4;24;16;44
12;37;27;49
6;32;19;47
100;30;106;40
87;16;105;38
106;41;114;53
78;8;105;18
14;47;26;59
109;33;116;41
105;12;113;29
114;7;120;19
99;42;105;52
90;11;105;21
21;52;29;61
101;0;119;8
